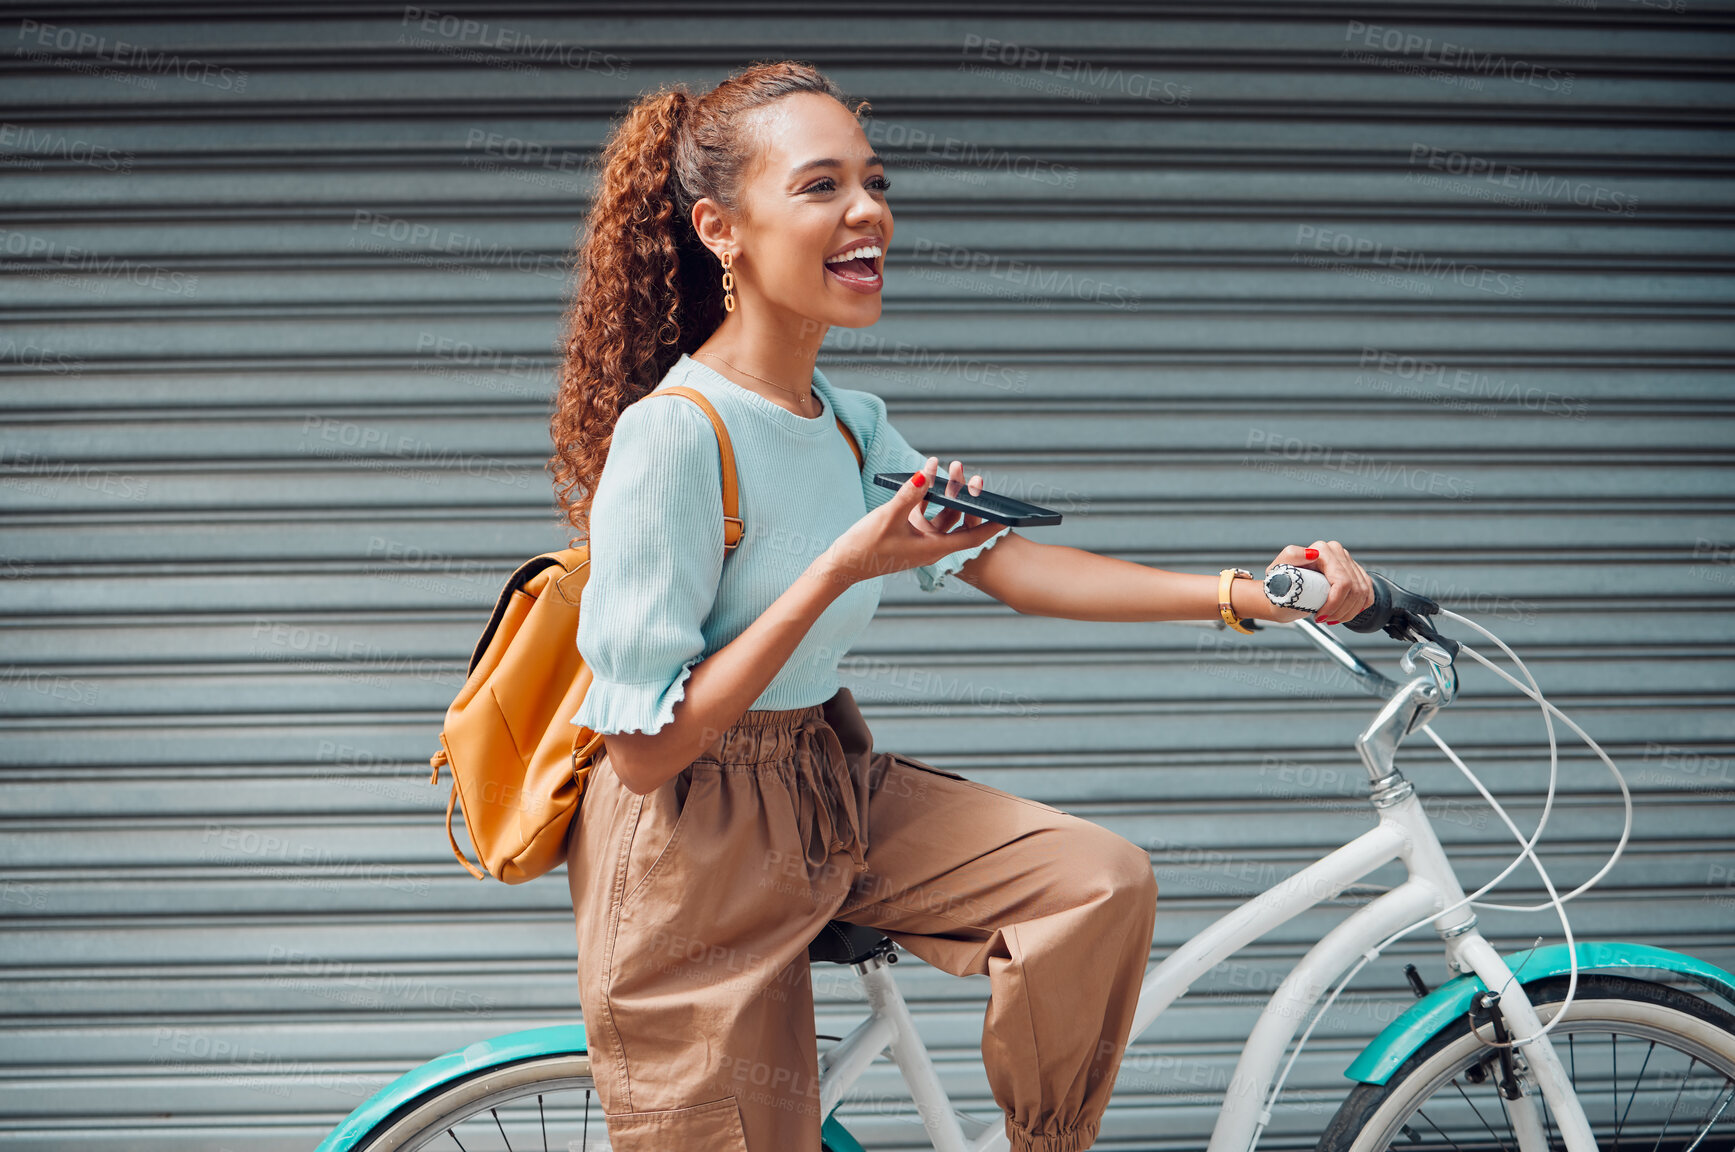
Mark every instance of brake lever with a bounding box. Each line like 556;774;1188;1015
1391;605;1460;658
1402;638;1458;704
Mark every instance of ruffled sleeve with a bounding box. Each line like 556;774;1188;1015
570;394;726;736
847;389;1011;594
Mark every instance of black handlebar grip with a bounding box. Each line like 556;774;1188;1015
1342;575;1392;633
1343;572;1443;636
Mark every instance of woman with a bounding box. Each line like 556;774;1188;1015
549;61;1374;1152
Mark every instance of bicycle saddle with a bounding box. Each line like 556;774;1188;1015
807;919;892;965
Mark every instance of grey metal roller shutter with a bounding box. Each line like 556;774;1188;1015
2;4;1731;1149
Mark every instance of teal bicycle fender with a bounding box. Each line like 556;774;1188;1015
1345;941;1735;1085
823;1112;869;1151
312;1023;869;1152
314;1024;587;1152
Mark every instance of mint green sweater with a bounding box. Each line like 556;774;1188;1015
570;353;1011;736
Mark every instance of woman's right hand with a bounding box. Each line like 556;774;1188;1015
812;456;1007;588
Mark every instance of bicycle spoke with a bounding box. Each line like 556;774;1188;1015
1616;1039;1656;1139
446;1131;469;1152
1678;1081;1734;1152
490;1106;514;1152
1612;1031;1619;1152
582;1087;592;1150
538;1094;547;1152
1650;1057;1694;1152
1559;1031;1574;1152
1460;1077;1513;1152
1413;1105;1471;1152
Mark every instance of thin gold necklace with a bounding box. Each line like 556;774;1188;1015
695;350;818;417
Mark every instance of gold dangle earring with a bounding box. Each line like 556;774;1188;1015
720;251;736;313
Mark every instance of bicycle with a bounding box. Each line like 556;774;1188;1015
316;574;1735;1152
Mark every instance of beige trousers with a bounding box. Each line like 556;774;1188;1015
567;687;1157;1152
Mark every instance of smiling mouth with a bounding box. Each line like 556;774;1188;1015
824;243;883;287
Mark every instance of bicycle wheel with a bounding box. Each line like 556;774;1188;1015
349;1052;599;1151
1319;975;1735;1151
346;1051;858;1152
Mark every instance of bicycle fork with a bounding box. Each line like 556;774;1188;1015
1444;930;1598;1152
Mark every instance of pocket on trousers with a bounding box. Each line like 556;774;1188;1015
618;769;700;913
603;1094;748;1150
886;751;967;781
873;752;976;807
891;752;1067;815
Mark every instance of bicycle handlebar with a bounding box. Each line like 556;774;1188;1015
1287;618;1401;697
1266;571;1461;700
1169;569;1460;698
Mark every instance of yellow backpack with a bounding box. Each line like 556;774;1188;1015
427;385;864;882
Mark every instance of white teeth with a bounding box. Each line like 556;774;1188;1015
824;245;882;266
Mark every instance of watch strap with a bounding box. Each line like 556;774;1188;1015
1218;567;1258;634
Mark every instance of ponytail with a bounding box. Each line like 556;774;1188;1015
549;61;862;541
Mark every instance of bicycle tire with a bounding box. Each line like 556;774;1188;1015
1318;974;1735;1151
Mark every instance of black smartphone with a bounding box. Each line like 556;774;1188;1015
871;471;1063;527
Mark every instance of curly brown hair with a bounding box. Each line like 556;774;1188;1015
548;60;868;543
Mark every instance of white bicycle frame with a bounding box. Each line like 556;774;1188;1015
814;619;1599;1152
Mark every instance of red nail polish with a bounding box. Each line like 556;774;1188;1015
1305;548;1320;560
912;473;925;487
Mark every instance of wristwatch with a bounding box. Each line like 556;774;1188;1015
1218;567;1258;634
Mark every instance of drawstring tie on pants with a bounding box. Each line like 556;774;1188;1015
791;713;870;875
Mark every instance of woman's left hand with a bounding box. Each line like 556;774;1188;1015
1265;540;1375;626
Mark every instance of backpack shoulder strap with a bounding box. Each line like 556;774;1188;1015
645;383;866;553
646;385;745;552
835;412;864;469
